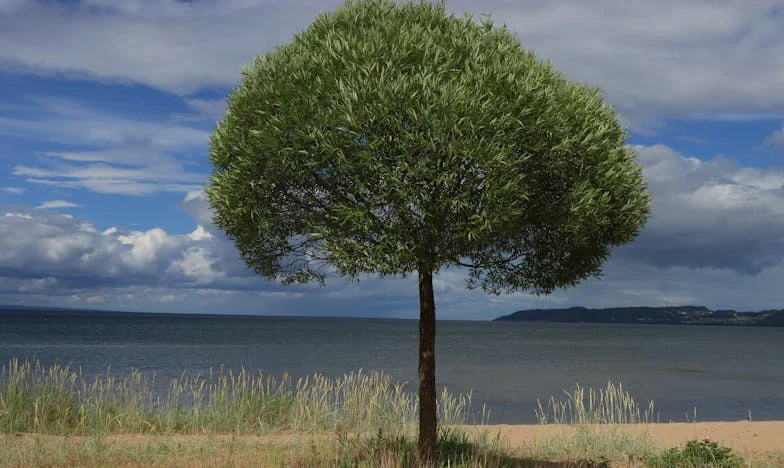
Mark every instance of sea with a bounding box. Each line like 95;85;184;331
1;309;783;424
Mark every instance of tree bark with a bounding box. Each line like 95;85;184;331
417;270;437;465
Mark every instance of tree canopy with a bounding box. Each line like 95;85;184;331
207;1;649;292
207;0;651;461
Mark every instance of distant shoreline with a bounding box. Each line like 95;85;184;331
4;304;784;326
494;305;784;327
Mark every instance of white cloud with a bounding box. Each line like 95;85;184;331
176;98;228;122
0;194;259;293
36;200;84;210
3;212;32;219
120;228;173;268
188;225;213;241
0;0;322;94
2;98;209;195
0;97;208;149
1;187;24;194
167;246;219;283
0;1;782;129
765;124;784;150
16;164;206;195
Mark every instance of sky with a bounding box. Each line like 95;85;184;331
1;0;783;319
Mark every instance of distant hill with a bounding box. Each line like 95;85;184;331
494;306;784;326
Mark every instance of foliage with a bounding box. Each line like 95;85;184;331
647;439;744;468
207;0;651;292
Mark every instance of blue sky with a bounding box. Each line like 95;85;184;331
1;0;784;319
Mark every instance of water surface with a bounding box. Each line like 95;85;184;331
1;310;782;424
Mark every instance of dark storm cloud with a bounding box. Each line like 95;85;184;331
615;145;784;274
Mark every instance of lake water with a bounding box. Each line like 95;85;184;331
1;310;783;424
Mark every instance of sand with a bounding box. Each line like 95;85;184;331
3;423;782;467
464;421;784;454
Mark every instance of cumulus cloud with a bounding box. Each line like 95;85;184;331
0;207;203;286
0;192;298;296
0;1;782;130
0;193;409;315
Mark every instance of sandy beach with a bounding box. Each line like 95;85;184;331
465;420;784;454
3;421;782;466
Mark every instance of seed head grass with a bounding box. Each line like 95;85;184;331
535;380;657;425
3;366;779;467
528;381;661;464
0;358;479;436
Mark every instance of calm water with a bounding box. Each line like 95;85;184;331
1;310;783;424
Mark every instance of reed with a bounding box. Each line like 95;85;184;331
0;358;479;436
527;381;661;464
534;380;657;425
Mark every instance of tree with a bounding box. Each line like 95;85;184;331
206;0;651;463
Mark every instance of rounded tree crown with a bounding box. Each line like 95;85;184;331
207;0;651;293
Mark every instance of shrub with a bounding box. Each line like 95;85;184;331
649;439;744;467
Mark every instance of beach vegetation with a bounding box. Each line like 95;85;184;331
0;358;477;436
647;439;744;467
3;365;778;466
535;381;657;425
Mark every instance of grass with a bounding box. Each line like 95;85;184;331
524;424;658;464
526;381;660;464
0;358;481;436
2;359;781;467
535;381;657;425
1;430;595;467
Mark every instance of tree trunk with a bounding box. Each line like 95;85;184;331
417;270;437;465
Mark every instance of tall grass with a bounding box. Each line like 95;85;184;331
0;358;480;436
535;381;657;425
529;381;661;464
